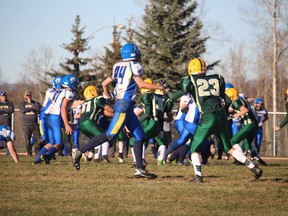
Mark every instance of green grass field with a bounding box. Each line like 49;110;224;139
1;154;288;216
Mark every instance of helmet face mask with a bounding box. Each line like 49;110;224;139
121;43;141;62
225;88;239;101
83;85;98;100
188;58;207;75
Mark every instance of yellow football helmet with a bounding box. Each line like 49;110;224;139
140;78;153;94
225;88;239;101
285;88;288;95
154;83;165;95
188;58;207;75
83;85;98;100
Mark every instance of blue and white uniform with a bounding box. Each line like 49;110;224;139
167;94;200;153
106;61;145;141
45;89;74;145
255;107;268;150
39;87;61;143
0;125;15;148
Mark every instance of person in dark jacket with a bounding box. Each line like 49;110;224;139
19;90;42;156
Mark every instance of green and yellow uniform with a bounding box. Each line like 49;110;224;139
230;98;259;147
80;96;107;138
130;91;173;147
167;74;233;153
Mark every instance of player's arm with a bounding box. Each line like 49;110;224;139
102;77;114;99
134;76;163;90
166;77;191;101
233;105;248;118
103;105;114;117
61;98;73;135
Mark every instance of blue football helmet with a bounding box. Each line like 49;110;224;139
121;43;141;61
254;98;263;104
61;74;79;91
52;75;62;90
225;83;234;90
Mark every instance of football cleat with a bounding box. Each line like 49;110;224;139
102;155;111;163
135;169;157;179
72;148;82;170
118;153;124;163
40;154;51;164
250;165;263;179
189;175;203;183
32;160;42;165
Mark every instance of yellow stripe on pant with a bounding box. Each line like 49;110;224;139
110;113;126;135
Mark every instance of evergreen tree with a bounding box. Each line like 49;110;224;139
61;15;94;96
97;25;124;94
135;0;218;87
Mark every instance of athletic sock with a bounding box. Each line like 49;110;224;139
134;140;144;169
101;142;109;156
157;145;166;161
45;146;57;156
232;149;255;169
131;147;136;163
94;146;101;160
191;152;202;176
118;141;124;153
34;147;48;162
233;143;244;153
178;145;190;163
80;134;109;153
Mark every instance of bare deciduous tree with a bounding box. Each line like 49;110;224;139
20;45;55;102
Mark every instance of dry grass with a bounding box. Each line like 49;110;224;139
1;155;288;216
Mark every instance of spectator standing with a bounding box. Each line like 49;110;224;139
19;90;42;156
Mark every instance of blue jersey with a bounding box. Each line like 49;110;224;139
0;125;15;142
111;61;144;101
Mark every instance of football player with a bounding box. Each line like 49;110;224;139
72;43;164;179
33;74;79;164
165;58;263;183
79;85;113;163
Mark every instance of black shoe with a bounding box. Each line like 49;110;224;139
257;158;268;166
72;149;82;170
118;153;124;163
102;155;111;163
189;175;203;183
135;169;157;179
32;160;42;165
40;154;51;164
250;165;263;179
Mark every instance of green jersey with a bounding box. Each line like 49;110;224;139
80;96;106;123
139;92;154;123
167;74;226;114
231;98;257;125
153;93;174;127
